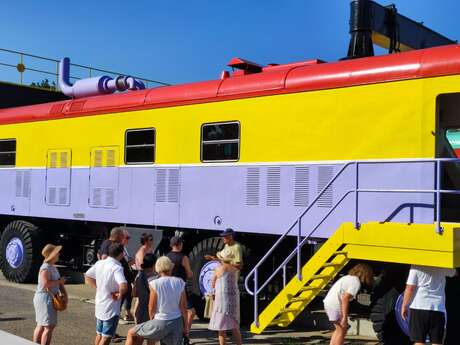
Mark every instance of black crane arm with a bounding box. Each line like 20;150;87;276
347;0;456;59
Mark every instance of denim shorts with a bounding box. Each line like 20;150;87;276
96;315;119;338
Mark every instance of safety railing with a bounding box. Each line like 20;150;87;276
0;47;170;91
244;158;460;328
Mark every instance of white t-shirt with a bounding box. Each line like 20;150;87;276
406;265;456;312
150;276;185;320
85;257;127;321
323;275;361;311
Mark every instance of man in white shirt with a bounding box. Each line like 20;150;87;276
85;243;128;345
401;265;457;345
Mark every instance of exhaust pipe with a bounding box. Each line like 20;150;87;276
59;57;145;98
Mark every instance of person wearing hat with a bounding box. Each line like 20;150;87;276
166;236;194;345
208;249;242;345
33;244;67;345
205;228;243;271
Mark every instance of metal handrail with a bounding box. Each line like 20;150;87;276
0;47;170;89
245;158;460;328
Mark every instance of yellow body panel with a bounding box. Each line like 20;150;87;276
2;74;460;167
251;221;460;334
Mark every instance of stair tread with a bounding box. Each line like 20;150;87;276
289;296;309;303
333;251;347;255
322;262;343;267
310;273;331;279
299;286;320;291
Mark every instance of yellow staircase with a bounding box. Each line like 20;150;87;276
250;221;460;334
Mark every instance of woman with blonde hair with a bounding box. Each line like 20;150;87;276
323;263;373;345
208;248;242;345
125;256;187;345
33;244;67;345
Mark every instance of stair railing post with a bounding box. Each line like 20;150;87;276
436;160;443;234
354;161;360;229
297;219;302;281
254;268;259;328
283;264;287;288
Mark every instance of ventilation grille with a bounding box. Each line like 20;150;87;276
317;165;334;208
94;150;103;167
47;186;68;205
168;169;180;203
49;103;65;115
15;170;31;198
106;150;116;167
49;152;57;168
267;166;281;206
156;169;167;202
105;189;115;207
60;152;68;168
69;100;86;112
156;169;180;203
294;166;310;207
246;168;260;206
92;188;102;206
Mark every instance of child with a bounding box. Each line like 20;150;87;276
323;263;373;345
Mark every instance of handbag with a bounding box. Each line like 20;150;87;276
47;289;67;311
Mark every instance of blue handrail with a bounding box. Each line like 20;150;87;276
244;158;460;328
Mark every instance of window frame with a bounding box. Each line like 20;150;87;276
200;121;240;163
0;138;16;167
124;128;156;165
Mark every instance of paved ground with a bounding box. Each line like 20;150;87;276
0;271;378;345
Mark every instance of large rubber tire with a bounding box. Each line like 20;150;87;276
370;286;411;345
0;221;43;283
188;237;254;324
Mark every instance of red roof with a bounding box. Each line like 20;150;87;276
2;44;460;125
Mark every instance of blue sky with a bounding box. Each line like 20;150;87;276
0;1;459;85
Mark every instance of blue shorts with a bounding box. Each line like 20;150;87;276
96;315;119;338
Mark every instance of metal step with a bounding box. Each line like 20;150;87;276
280;307;297;314
333;251;347;256
310;273;331;280
288;296;309;303
299;286;320;292
322;262;343;267
268;318;290;327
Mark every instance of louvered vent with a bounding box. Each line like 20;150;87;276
69;100;86;112
246;168;260;206
92;188;102;206
156;169;167;202
105;189;115;207
294;166;310;207
60;152;68;168
267;166;281;206
106;150;116;167
317;165;334;208
168;169;180;203
15;171;31;198
22;171;31;198
48;187;57;204
94;150;103;167
59;187;67;205
49;152;57;168
15;171;22;197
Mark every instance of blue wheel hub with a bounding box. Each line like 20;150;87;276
199;260;220;295
5;237;24;269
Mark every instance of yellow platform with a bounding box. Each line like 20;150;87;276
250;221;460;334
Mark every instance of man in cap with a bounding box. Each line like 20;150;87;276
205;228;243;271
167;236;194;345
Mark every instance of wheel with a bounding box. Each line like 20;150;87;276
0;220;43;283
370;286;411;345
188;237;254;324
189;237;225;320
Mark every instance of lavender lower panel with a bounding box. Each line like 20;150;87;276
0;161;440;239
